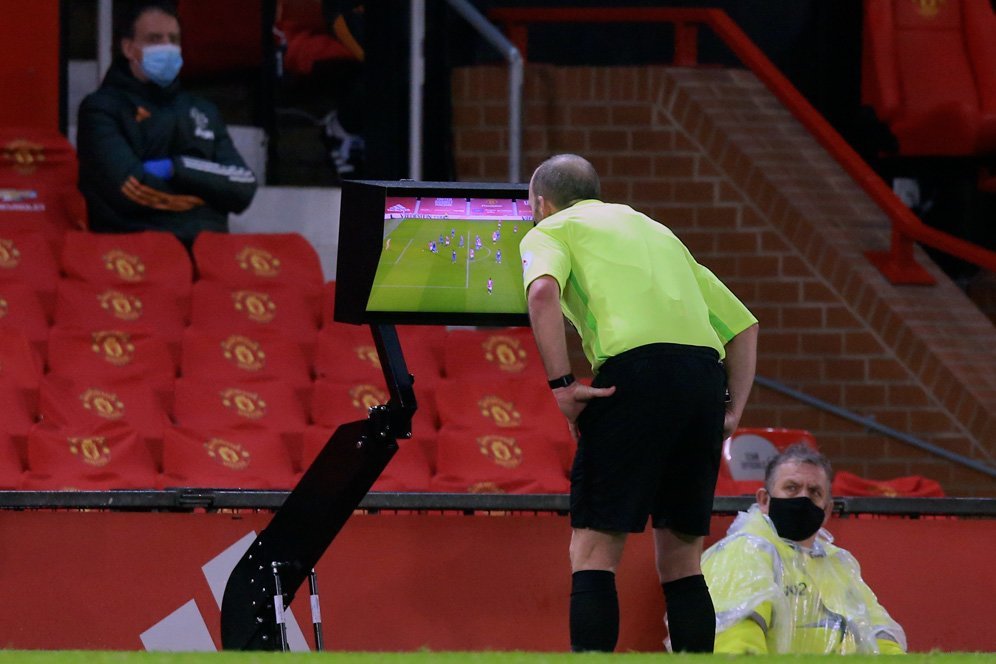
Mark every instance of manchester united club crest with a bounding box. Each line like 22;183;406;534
236;246;282;278
478;395;522;428
204;437;250;470
913;0;946;18
0;238;22;269
221;335;266;371
91;331;136;366
98;289;143;321
79;388;125;420
220;387;267;420
482;335;529;373
68;435;112;467
350;384;388;412
2;139;45;175
102;249;147;283
477;434;523;469
354;344;381;369
232;290;276;323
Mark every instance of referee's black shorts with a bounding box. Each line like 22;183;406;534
571;342;726;536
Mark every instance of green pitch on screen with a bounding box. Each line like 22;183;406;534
368;217;532;315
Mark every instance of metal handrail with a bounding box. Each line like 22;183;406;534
488;7;996;284
446;0;523;182
755;375;996;479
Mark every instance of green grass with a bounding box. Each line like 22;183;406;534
369;217;530;315
0;653;990;663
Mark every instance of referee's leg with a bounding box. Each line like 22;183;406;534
654;528;716;652
569;527;627;652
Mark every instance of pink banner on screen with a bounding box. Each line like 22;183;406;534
415;197;467;217
384;197;418;218
468;198;517;217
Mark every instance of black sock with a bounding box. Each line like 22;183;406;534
662;574;716;653
570;570;619;652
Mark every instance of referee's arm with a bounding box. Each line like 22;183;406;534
722;323;759;438
527;275;615;440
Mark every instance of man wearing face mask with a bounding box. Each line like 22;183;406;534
700;444;907;654
77;0;257;248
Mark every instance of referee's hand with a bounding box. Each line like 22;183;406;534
553;382;616;442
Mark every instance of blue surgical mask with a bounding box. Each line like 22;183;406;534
141;44;183;88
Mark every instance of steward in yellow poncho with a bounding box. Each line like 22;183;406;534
699;445;906;654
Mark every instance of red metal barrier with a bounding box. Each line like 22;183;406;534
489;7;996;285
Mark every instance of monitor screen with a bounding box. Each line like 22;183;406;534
335;180;535;326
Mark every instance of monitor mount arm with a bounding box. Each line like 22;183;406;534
220;324;415;650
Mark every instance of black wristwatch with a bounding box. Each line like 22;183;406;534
548;373;576;390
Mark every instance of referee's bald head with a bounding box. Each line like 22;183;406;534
530;154;601;213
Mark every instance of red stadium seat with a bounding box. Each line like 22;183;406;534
47;327;177;401
314;322;444;385
0;128;86;235
38;375;169;469
0;229;61;314
23;422;158;490
0;327;43;399
321;280;335;327
0;282;49;360
0;379;37;460
861;0;996;155
0;127;78;188
434;377;573;472
0;430;24;489
54;280;187;358
832;470;945;498
161;426;297;490
430;426;569;494
179;328;312;392
442;327;546;381
189;280;320;353
716;428;820;495
192;231;324;289
173;377;308;462
59;231;193;308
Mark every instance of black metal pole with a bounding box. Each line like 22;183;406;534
308;569;325;651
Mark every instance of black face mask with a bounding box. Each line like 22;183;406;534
767;496;826;542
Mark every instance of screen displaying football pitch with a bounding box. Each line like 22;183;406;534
367;197;534;315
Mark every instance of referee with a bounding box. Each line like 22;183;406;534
520;154;759;653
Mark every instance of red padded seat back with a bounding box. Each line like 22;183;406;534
60;231;193;306
38;375;168;469
442;328;545;381
180;328;312;391
47;327;177;399
162;426;297;489
430;427;568;494
0;430;23;489
24;422;157;489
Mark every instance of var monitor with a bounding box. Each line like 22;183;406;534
335;180;534;326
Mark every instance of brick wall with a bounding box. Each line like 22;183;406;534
452;65;996;496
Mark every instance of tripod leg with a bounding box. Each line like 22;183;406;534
271;563;289;652
308;569;325;651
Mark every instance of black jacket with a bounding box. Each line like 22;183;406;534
77;59;257;245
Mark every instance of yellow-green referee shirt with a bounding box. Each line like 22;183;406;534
520;199;757;372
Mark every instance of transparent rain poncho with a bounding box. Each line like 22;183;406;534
695;505;906;654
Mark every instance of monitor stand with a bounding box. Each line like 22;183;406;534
220;324;416;650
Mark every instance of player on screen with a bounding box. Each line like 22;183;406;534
452;250;457;263
469;248;475;261
487;277;493;295
492;230;499;243
496;249;502;264
475;235;482;249
459;236;465;248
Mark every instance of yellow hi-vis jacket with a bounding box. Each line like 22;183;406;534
700;505;907;654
